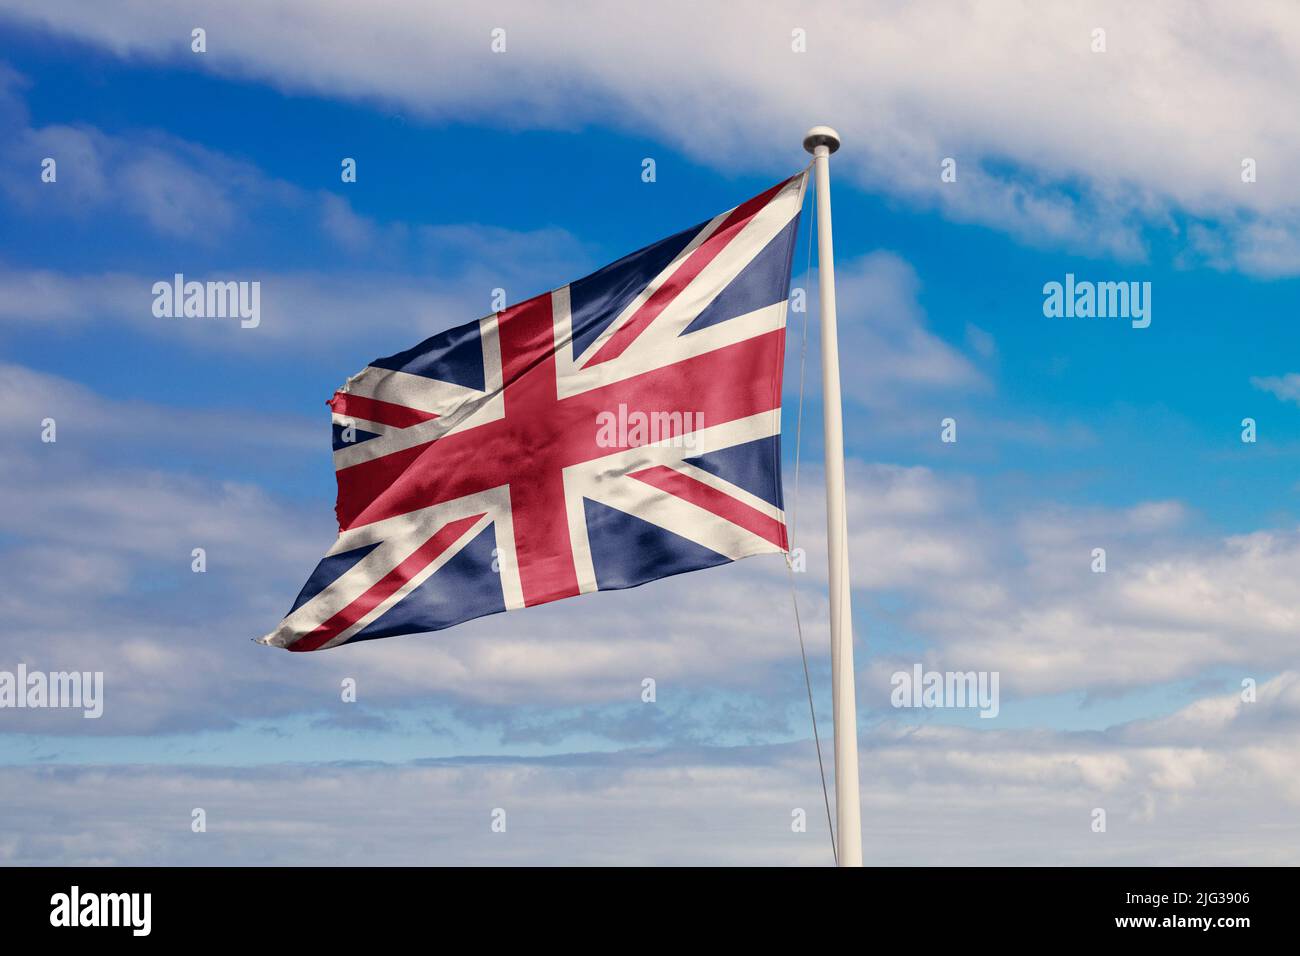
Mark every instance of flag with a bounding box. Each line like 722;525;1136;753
259;172;807;651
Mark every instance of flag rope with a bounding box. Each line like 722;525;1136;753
786;165;837;865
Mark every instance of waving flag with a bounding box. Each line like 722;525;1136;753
260;172;807;651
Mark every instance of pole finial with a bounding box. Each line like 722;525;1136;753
803;125;841;154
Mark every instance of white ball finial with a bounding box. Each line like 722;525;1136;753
803;125;841;154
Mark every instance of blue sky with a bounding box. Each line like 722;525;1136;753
1;3;1298;865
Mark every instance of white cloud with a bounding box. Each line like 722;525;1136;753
0;75;597;348
0;258;586;353
1252;372;1300;406
4;1;1300;270
898;517;1300;697
0;88;296;240
0;70;594;287
830;253;987;407
0;361;317;453
783;456;1300;699
2;674;1296;864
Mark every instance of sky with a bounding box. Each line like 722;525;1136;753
0;1;1298;865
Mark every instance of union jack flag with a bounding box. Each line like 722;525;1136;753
260;172;807;651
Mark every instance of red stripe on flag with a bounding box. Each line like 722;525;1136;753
289;513;486;652
330;392;439;429
628;465;786;550
584;177;793;367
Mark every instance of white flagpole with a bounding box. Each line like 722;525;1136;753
803;125;863;867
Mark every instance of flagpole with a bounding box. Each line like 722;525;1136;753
803;125;863;867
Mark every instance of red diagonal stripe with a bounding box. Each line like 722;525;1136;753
289;513;485;652
330;392;439;429
584;176;793;367
628;465;786;550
